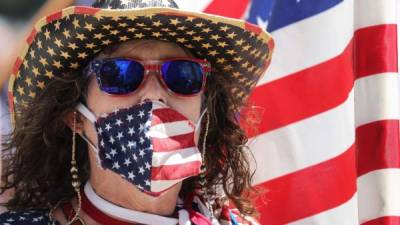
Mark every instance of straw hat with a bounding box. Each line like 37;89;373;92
9;0;274;122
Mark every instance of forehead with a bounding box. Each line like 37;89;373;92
99;40;193;60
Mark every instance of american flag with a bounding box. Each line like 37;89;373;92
173;0;400;224
96;101;201;194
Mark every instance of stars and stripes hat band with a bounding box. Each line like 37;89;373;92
8;0;274;123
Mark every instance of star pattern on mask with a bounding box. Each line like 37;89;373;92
96;102;153;192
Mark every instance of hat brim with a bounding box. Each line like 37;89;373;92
9;6;274;123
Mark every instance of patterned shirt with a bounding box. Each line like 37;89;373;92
0;210;58;225
0;195;258;225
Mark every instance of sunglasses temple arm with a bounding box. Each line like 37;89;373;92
83;59;102;79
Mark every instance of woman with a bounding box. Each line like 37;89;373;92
0;0;274;224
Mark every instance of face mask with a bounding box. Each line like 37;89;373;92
76;100;206;196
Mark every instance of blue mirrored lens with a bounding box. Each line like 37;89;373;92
98;59;144;95
161;60;204;95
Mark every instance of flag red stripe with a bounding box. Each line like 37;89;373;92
151;161;201;180
203;0;249;19
152;132;195;152
361;216;400;225
245;41;354;137
354;24;398;79
356;120;400;177
152;108;189;126
254;145;356;225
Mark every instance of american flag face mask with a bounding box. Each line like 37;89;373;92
76;100;205;196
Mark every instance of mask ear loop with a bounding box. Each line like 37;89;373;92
75;103;103;166
199;112;214;219
76;103;96;123
195;108;207;132
67;111;84;225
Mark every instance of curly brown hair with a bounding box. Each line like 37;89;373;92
1;42;259;217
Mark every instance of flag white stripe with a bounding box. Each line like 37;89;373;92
287;192;359;225
173;0;213;12
258;0;353;85
357;169;400;223
355;0;397;30
249;89;355;184
151;179;184;193
258;0;396;87
355;72;400;127
152;147;201;167
149;121;194;138
152;102;168;110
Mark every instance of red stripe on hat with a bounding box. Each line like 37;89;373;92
151;161;201;180
203;0;249;19
8;91;14;117
12;58;22;75
26;29;37;44
255;144;356;225
244;41;354;137
267;38;275;51
361;216;400;225
46;11;63;23
152;132;196;152
152;108;190;126
356;120;400;177
354;24;398;78
262;59;272;71
74;6;101;15
244;22;262;35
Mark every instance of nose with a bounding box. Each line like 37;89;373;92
138;72;167;103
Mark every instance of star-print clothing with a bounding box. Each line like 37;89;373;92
0;210;59;225
0;194;259;225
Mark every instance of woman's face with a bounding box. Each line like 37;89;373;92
80;40;203;213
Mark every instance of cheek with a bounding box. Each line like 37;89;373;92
168;96;202;122
85;77;103;110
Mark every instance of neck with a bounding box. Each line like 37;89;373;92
88;150;181;215
83;182;179;225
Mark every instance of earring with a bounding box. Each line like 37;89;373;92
198;112;215;218
67;111;83;225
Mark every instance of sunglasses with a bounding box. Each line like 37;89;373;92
85;57;211;97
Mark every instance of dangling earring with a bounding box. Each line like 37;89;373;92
67;111;83;225
199;112;214;218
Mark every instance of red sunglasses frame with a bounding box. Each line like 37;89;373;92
86;57;212;97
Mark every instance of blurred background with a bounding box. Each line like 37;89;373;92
0;0;45;20
0;0;94;134
0;0;48;135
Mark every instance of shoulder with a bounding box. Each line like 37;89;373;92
0;209;59;225
188;194;260;225
219;207;260;225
